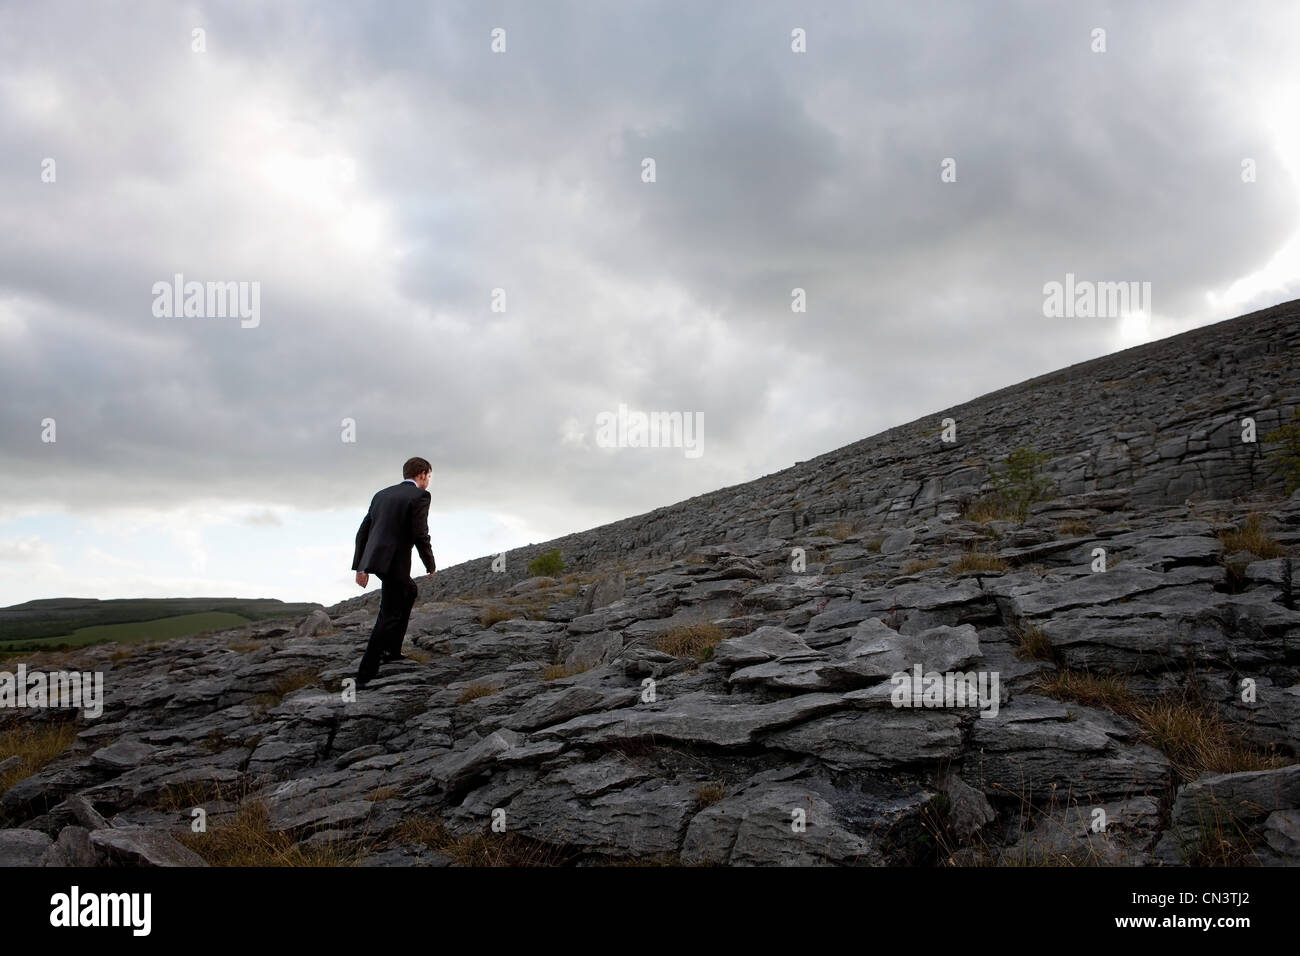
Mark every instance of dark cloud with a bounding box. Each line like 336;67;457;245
1;0;1297;538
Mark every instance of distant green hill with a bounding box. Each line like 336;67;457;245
0;596;321;650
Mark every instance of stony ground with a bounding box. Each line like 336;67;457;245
2;300;1299;866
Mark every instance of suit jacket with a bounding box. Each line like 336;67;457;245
352;480;436;577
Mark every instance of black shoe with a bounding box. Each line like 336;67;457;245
355;670;378;689
380;652;407;664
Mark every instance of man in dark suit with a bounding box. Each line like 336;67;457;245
352;456;437;687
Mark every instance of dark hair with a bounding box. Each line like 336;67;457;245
403;456;432;479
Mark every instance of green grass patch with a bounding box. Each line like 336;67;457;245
4;611;252;652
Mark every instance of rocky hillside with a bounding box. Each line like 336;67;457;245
3;299;1299;867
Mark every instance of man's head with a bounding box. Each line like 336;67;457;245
403;456;433;490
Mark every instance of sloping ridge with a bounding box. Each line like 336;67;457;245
334;296;1300;616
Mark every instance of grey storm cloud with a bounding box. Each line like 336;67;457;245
1;0;1297;532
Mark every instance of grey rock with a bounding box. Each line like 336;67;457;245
582;572;627;613
1171;764;1300;833
504;685;637;732
713;626;815;667
422;729;526;791
1262;810;1300;861
507;778;700;858
564;631;623;670
53;794;111;830
0;829;54;867
938;771;996;842
42;826;99;866
831;620;983;681
534;692;847;748
91;738;158;772
682;781;883;866
967;695;1169;799
879;529;916;554
88;828;208;866
764;708;965;769
295;608;333;637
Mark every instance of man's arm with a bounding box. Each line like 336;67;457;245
352;512;372;571
411;492;436;574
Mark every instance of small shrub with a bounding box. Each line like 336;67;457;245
1057;519;1092;537
527;549;565;577
987;446;1055;522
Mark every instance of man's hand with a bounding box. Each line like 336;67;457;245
426;570;436;579
355;572;369;588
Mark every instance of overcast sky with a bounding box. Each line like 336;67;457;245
1;0;1298;610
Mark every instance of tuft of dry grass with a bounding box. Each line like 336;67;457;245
271;669;319;698
479;606;517;627
1136;697;1289;781
225;637;265;653
366;786;402;802
387;815;573;866
950;550;1009;575
864;535;886;553
1219;512;1286;559
653;622;726;662
456;682;500;704
1056;520;1093;537
0;719;79;793
696;781;727;807
247;669;320;713
1035;670;1134;712
1012;621;1059;664
404;647;434;664
828;520;858;540
153;777;233;812
540;660;594;681
901;557;941;575
1035;672;1292;783
177;800;360;866
964;496;1020;524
